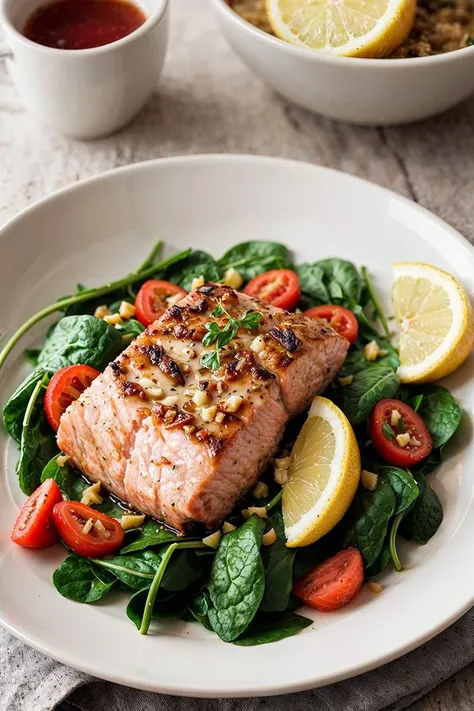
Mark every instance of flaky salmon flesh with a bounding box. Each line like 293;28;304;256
57;284;349;532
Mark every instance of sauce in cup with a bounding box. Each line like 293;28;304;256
24;0;147;50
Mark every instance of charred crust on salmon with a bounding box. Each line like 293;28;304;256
140;344;185;385
165;412;195;430
268;326;302;352
110;361;126;376
189;297;208;313
251;365;275;380
121;380;147;400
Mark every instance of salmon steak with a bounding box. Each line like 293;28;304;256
57;284;349;532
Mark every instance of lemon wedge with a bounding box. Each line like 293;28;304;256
283;396;361;548
393;262;474;384
265;0;416;57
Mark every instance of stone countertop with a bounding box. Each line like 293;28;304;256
1;0;474;708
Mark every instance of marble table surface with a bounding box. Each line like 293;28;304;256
1;0;474;708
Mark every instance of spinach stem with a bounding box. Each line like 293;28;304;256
136;238;163;272
266;489;283;511
361;266;390;338
91;560;155;580
389;512;404;572
22;374;47;431
0;248;190;371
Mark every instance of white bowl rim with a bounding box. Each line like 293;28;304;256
0;0;168;58
211;0;474;68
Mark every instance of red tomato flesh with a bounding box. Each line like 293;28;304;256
243;269;300;311
44;364;100;432
52;501;124;557
304;304;359;344
135;279;187;327
11;479;63;549
370;398;432;467
293;548;364;612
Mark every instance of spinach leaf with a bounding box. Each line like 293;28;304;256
53;555;115;603
415;385;461;449
114;319;145;345
218;241;291;282
165;250;221;291
260;510;296;613
38;315;122;373
207;515;265;642
127;589;185;629
332;366;400;426
95;501;128;519
316;258;362;304
365;539;392;578
3;370;46;443
120;520;182;554
296;264;330;304
41;454;88;500
91;550;162;589
401;474;443;544
360;266;390;337
25;349;41;366
234;612;312;646
17;375;57;495
187;592;213;631
381;467;419;515
162;549;208;592
344;479;396;567
415;448;442;477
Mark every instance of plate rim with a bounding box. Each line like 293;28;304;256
1;154;473;698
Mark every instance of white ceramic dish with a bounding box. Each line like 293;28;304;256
210;0;474;125
1;155;474;697
0;0;168;139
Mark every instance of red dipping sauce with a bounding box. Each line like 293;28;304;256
24;0;147;50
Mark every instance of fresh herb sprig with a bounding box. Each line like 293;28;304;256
201;301;263;371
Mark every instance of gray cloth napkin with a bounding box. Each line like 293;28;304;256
2;610;474;711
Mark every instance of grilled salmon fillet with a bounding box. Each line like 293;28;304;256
57;284;348;531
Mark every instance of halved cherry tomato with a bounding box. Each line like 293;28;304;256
135;279;187;326
293;548;364;612
44;364;100;431
243;269;300;311
52;501;124;557
304;305;359;344
370;398;432;467
11;479;63;549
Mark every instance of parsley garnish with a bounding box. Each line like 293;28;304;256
382;422;396;440
200;302;263;371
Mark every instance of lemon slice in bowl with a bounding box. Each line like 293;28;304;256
265;0;416;58
283;396;361;548
393;262;474;384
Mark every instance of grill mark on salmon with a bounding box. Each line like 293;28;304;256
57;283;348;531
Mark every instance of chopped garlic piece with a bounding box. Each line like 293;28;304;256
253;481;269;499
361;469;378;491
250;336;265;354
183;425;196;435
202;531;221;549
274;456;290;485
103;313;123;326
262;528;277;546
181;346;196;360
138;378;164;399
201;405;217;423
119;301;136;320
166;293;183;308
82;518;94;535
242;506;268;520
94;305;110;319
214;411;226;424
191;275;205;290
193;389;210;407
93;519;110;538
56;454;68;468
338;375;353;386
364;340;382;361
411;436;421;447
80;481;103;506
222;521;237;534
222;395;243;413
369;582;384;594
390;409;402;427
396;432;411;447
223;267;243;290
120;514;145;530
162;395;179;407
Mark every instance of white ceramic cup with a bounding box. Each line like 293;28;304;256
0;0;169;139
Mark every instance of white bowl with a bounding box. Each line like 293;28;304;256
210;0;474;125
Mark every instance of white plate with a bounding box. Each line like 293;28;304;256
0;155;473;698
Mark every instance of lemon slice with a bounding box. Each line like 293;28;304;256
283;396;361;548
393;262;474;384
265;0;416;57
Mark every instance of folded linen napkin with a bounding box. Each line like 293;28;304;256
2;610;474;711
